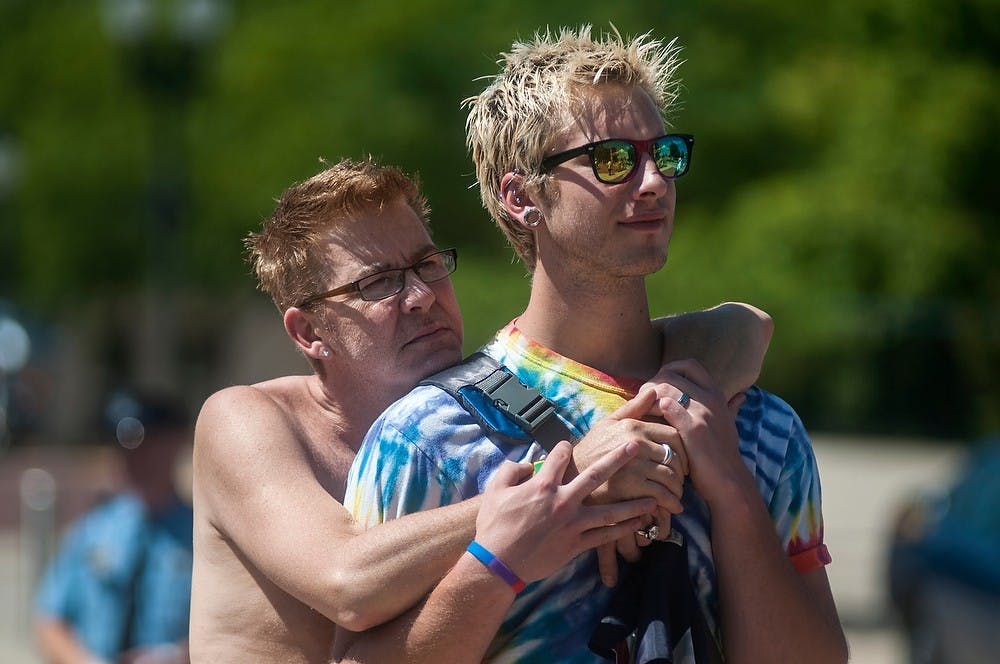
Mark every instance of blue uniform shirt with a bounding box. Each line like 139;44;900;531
35;492;193;660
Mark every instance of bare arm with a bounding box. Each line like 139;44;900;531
655;301;773;399
193;386;480;632
574;301;772;502
710;485;846;663
35;618;102;664
577;302;772;578
335;555;514;664
648;361;848;663
334;441;657;663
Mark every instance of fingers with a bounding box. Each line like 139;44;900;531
728;391;747;415
643;477;684;513
659;358;713;388
617;530;643;562
653;506;673;537
532;440;573;484
645;360;727;417
486;458;533;490
641;432;690;477
564;440;640;501
607;387;658;422
596;542;619;587
578;496;657;531
580;516;650;554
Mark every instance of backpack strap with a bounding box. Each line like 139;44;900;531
419;352;576;453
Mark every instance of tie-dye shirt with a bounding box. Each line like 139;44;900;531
346;320;831;663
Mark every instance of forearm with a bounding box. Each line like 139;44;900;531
708;479;846;663
35;618;103;664
335;553;513;663
327;497;480;631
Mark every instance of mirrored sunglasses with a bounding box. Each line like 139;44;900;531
540;134;694;184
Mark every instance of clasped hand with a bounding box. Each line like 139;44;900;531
572;359;745;586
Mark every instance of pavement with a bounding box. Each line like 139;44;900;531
0;435;966;663
814;435;964;663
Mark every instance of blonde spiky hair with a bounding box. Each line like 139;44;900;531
464;25;684;270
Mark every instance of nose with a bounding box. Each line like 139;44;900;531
634;151;670;199
399;269;437;311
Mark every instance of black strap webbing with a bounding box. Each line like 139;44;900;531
419;352;575;452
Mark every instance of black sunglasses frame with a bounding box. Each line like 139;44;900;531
539;133;694;184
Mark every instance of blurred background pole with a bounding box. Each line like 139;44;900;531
0;130;18;290
19;468;56;631
0;132;21;453
100;0;228;391
0;314;31;455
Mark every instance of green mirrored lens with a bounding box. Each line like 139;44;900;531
593;141;637;183
653;136;689;177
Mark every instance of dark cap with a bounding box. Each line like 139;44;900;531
103;389;189;449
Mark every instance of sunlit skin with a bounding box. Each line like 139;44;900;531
304;199;464;409
507;83;678;380
189;199;467;664
531;84;676;293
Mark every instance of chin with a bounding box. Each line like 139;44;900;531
398;346;463;389
423;346;464;377
638;244;670;272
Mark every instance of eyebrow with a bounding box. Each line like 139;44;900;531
356;245;440;275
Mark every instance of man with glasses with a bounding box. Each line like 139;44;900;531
189;158;771;663
342;27;847;663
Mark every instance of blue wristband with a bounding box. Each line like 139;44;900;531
466;540;526;593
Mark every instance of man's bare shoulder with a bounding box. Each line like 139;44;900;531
655;302;774;398
657;302;773;342
193;379;318;500
196;378;308;449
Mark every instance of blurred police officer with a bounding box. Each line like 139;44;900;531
34;390;193;664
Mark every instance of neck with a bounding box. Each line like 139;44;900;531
304;373;387;452
517;262;662;379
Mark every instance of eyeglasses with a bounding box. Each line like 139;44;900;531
539;134;694;184
298;248;457;306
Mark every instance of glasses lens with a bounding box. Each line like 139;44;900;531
592;140;638;183
414;250;456;284
652;136;690;178
357;271;405;300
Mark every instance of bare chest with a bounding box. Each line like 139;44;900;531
307;441;357;502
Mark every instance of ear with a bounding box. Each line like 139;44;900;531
499;171;539;228
283;307;328;360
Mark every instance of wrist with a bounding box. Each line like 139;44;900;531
701;469;760;513
466;541;526;593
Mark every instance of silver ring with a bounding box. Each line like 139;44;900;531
659;443;675;466
636;524;660;541
677;392;691;408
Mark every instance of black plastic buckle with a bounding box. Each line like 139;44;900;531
482;371;557;433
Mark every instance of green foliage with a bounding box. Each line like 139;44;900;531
1;0;997;436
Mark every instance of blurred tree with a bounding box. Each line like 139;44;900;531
1;0;996;437
647;0;1000;436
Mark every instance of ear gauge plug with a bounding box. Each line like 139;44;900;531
523;208;543;228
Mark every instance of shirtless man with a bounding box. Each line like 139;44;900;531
188;158;771;662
